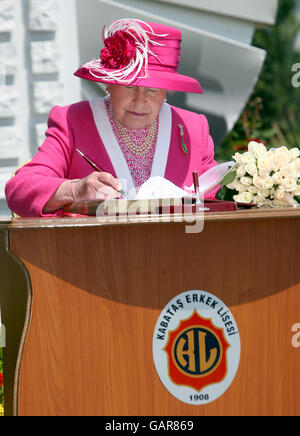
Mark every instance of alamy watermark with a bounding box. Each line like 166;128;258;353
292;323;300;348
95;179;206;234
95;197;205;234
292;63;300;88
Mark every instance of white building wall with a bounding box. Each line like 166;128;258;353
0;0;81;216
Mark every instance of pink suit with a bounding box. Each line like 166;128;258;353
5;100;218;217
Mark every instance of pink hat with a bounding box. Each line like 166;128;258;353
74;19;203;94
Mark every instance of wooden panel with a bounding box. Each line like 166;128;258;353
9;218;300;416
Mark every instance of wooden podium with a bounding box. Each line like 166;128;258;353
1;208;300;416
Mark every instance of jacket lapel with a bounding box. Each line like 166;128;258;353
90;98;174;197
89;97;136;197
164;108;192;189
150;103;172;178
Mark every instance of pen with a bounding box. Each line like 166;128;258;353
75;148;127;197
76;147;103;173
193;171;202;205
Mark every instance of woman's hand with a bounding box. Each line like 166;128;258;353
69;172;122;201
43;172;122;213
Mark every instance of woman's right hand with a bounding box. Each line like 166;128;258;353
43;172;122;213
69;172;122;202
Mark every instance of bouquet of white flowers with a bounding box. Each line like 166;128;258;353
217;142;300;207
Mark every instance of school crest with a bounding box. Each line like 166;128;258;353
153;290;241;405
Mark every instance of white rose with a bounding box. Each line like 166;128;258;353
274;186;285;200
281;177;297;192
280;162;297;179
270;154;281;172
234;191;254;204
272;172;283;185
253;196;262;206
240;176;253;187
245;162;258;177
259;168;271;178
237;165;247;177
253;174;263;189
258;157;272;177
241;152;256;165
248;141;267;158
293;184;300;196
247;141;260;155
233;153;243;165
263;199;273;207
258;157;271;168
290;148;300;160
283;193;298;206
253;195;270;207
261;176;274;190
257;188;270;198
236;183;249;193
275;147;291;166
294;158;300;171
248;186;258;195
275;146;289;154
226;178;239;190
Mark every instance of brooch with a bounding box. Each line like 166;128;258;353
178;124;188;155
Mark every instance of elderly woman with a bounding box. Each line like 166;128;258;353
5;19;217;217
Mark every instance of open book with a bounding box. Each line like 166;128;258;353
64;162;235;215
131;161;235;199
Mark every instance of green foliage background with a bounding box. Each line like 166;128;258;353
216;0;300;162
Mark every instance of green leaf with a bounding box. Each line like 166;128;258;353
222;170;237;186
181;139;188;155
216;186;237;201
295;196;300;204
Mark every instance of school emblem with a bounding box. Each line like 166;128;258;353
164;310;230;391
153;290;240;405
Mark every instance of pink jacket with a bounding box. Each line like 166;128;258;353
5;100;218;217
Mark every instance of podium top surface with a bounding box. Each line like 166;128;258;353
1;207;300;229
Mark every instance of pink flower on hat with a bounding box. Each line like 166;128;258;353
100;30;137;69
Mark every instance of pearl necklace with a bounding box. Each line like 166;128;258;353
108;102;157;156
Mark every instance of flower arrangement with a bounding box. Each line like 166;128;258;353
217;142;300;207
